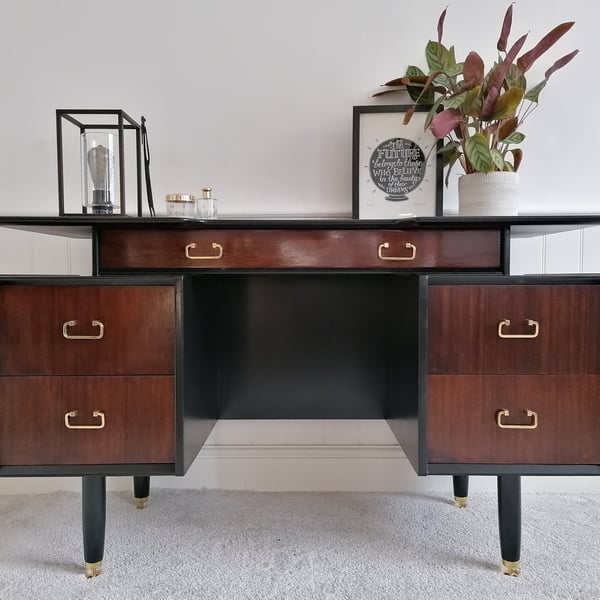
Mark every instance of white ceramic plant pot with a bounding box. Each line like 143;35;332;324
458;172;519;216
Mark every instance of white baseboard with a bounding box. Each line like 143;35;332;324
2;444;600;495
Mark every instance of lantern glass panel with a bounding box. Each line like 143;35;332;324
81;131;118;214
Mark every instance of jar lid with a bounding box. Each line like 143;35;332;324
201;187;212;199
166;193;195;203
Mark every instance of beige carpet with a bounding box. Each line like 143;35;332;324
1;489;599;599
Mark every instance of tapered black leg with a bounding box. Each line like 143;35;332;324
133;476;150;509
82;475;106;578
497;475;521;576
452;475;469;508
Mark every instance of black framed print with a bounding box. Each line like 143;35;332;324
352;105;442;219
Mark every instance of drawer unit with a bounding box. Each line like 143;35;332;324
97;228;502;271
422;277;600;469
0;284;175;375
0;276;217;477
0;376;175;465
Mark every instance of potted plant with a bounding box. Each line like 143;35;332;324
377;5;578;215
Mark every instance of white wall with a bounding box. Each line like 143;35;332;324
1;0;599;495
0;0;597;216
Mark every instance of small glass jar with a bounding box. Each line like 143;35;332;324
165;193;196;217
198;187;218;219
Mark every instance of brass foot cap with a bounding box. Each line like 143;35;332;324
135;496;149;509
454;496;468;509
502;559;520;577
85;561;103;578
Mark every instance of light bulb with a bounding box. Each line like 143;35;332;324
87;142;114;214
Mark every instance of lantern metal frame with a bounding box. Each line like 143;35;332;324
56;109;143;216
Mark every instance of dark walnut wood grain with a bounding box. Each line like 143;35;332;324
0;285;175;375
428;284;600;374
98;228;502;270
427;375;600;464
0;376;175;465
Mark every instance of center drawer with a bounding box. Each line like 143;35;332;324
0;284;175;375
98;228;502;270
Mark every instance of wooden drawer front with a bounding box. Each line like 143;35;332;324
99;228;501;270
428;284;600;374
427;375;600;464
0;376;174;465
0;285;175;375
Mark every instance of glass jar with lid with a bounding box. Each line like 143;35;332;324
165;193;196;217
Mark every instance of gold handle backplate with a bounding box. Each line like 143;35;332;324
185;242;223;260
497;319;539;339
377;242;417;261
64;410;106;430
62;320;105;340
496;409;538;430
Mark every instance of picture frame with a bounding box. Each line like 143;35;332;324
352;105;443;219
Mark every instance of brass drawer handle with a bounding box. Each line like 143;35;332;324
62;320;105;340
185;242;223;260
378;242;417;261
64;410;106;430
496;409;538;430
497;318;539;339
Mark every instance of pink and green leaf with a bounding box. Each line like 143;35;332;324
402;105;416;125
424;98;444;130
481;33;528;119
405;66;434;103
545;49;579;79
430;107;463;139
504;64;527;90
498;115;518;140
497;3;514;52
443;91;469;109
465;133;493;172
507;148;523;171
490;87;524;120
516;22;575;74
405;66;426;78
463;51;485;85
371;88;406;98
502;131;526;144
464;89;483;118
444;149;461;184
490;148;506;170
426;41;447;72
382;77;410;87
523;80;547;102
437;7;447;43
443;45;458;73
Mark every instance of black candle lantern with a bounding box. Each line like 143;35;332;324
56;109;143;216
